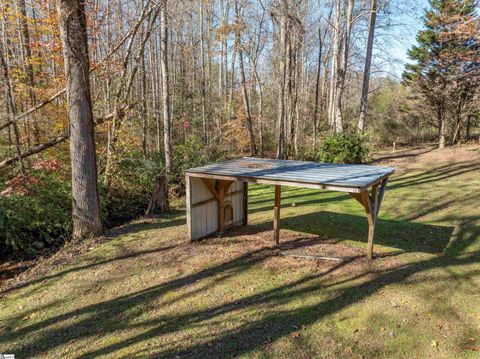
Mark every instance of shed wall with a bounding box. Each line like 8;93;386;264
186;177;245;240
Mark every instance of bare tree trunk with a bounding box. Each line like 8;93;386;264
276;6;287;160
222;0;229;112
438;105;445;149
218;0;224;100
150;29;161;152
234;0;257;156
289;43;298;158
358;0;377;132
141;51;148;158
17;0;39;143
0;38;26;176
333;0;354;134
146;174;169;215
465;115;472;140
252;66;264;156
312;27;322;151
328;0;341;130
200;0;208;144
161;3;172;175
451;104;463;145
228;46;236;112
57;0;103;238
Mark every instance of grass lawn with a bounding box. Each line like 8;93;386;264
1;145;480;358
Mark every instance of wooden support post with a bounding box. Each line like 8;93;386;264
273;185;281;244
358;189;374;259
201;178;220;201
186;174;192;240
218;185;225;233
216;180;233;234
376;179;388;218
350;179;388;260
200;178;233;234
243;182;248;226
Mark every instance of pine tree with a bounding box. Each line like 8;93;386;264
403;0;480;148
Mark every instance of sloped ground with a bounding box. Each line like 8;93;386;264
1;145;480;358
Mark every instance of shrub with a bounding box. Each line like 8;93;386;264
0;169;72;253
0;155;165;253
99;155;165;227
318;133;371;164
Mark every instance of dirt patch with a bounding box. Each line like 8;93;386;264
177;227;400;281
0;217;164;295
419;144;480;163
374;144;480;167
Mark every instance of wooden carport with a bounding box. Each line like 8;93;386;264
185;157;395;259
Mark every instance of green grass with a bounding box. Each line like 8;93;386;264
1;146;480;358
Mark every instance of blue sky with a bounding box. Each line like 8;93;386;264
383;0;430;77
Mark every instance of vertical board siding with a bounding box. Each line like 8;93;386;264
188;177;245;240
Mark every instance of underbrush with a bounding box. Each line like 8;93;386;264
0;135;228;254
0;161;72;253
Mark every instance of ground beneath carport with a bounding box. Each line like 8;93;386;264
1;144;480;358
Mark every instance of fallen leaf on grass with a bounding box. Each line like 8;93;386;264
464;345;480;352
431;340;438;348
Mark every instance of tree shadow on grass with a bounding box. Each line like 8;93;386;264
105;210;186;238
4;162;480;357
372;145;436;163
388;161;480;190
4;212;476;358
153;255;480;359
279;211;454;255
1;244;179;296
1;211;186;296
6;238;478;358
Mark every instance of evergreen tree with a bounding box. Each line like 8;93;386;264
403;0;480;148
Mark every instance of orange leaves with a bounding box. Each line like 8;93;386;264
218;106;255;155
32;159;61;171
1;175;40;197
214;23;236;41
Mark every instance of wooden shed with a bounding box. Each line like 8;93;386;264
185;157;395;259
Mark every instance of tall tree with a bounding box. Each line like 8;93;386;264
17;0;39;143
332;0;354;134
403;0;480;149
274;0;288;159
161;1;172;175
0;36;26;176
57;0;103;238
358;0;377;132
234;0;257;156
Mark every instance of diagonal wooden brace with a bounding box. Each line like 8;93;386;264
201;178;233;233
349;178;388;259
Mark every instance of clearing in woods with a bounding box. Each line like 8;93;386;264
1;145;480;358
